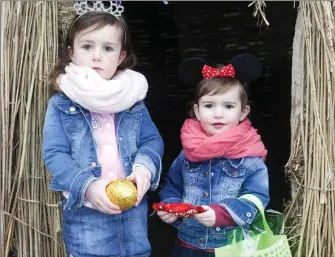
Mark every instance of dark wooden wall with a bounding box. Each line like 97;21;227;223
123;2;297;256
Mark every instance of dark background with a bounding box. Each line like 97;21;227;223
124;1;297;256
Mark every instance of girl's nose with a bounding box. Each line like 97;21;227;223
214;108;224;118
93;49;102;61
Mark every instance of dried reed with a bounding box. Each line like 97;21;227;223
0;2;66;257
285;2;335;257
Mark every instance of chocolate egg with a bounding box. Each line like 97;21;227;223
106;180;137;210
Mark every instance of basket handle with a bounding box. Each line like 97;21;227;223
238;194;273;235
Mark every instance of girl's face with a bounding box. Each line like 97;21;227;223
69;25;126;80
193;86;250;136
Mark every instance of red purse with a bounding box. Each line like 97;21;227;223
152;202;205;217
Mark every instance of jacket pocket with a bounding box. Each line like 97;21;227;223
220;166;247;200
60;107;86;133
183;161;202;186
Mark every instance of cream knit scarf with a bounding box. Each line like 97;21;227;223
59;63;148;114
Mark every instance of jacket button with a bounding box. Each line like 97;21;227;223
199;238;204;244
90;162;97;167
92;121;99;129
204;172;209;176
231;170;237;175
246;212;252;217
203;192;208;198
216;227;220;231
69;106;76;112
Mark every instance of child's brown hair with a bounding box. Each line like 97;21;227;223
48;12;136;92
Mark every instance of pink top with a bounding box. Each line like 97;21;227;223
63;113;125;208
91;112;125;181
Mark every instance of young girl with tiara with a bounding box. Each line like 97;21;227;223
157;54;269;257
42;1;164;257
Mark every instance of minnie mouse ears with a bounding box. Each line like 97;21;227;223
178;53;262;85
178;57;207;86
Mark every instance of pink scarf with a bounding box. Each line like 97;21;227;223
181;118;267;162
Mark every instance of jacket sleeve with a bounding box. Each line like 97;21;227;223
159;153;185;229
133;104;164;191
42;99;99;210
219;159;270;226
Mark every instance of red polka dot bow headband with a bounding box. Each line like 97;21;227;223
202;64;236;79
178;53;262;86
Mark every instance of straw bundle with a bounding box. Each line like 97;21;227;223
285;2;335;257
0;2;66;257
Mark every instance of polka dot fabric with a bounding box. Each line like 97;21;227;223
201;64;236;79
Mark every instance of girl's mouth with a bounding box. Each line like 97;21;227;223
212;123;225;129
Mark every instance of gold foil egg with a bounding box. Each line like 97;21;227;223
106;180;138;210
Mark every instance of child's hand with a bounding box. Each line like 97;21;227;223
127;166;151;206
194;206;216;227
157;211;179;224
85;179;122;215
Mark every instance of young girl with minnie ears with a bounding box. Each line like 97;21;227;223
42;1;164;257
158;54;269;257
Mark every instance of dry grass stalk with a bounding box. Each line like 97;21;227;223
0;2;66;257
285;2;335;256
248;0;270;26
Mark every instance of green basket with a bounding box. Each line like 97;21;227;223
214;194;292;257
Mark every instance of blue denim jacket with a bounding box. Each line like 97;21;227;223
43;93;164;210
159;151;269;249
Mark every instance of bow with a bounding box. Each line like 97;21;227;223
201;64;236;79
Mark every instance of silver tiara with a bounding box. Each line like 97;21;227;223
74;1;124;19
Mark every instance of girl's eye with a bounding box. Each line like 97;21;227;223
226;105;234;109
204;104;213;108
83;44;92;50
104;46;113;52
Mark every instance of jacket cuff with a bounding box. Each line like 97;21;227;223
134;152;160;190
221;198;258;226
161;197;183;204
172;218;184;230
65;166;100;210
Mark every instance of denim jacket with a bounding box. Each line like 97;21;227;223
159;151;269;249
43;93;164;210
